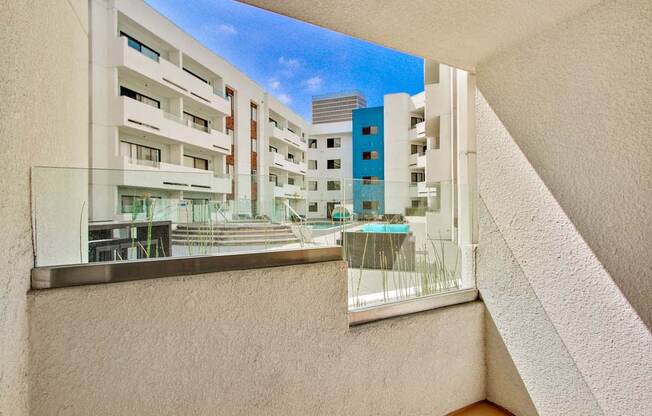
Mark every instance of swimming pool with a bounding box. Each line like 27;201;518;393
361;223;410;233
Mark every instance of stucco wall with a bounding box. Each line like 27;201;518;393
28;261;485;416
476;0;652;329
475;88;652;415
0;0;89;414
484;311;538;416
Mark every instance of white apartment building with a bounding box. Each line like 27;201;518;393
305;121;353;219
90;0;308;223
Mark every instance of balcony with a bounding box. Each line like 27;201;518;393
114;96;231;154
116;156;232;194
273;183;305;199
112;36;230;116
269;151;307;175
408;121;426;141
269;123;307;150
408;152;426;169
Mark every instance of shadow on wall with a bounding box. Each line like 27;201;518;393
475;89;652;416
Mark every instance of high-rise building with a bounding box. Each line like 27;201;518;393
311;90;366;124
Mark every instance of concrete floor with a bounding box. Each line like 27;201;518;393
449;401;512;416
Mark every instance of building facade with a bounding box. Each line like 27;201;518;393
311;90;366;124
90;0;308;223
351;107;385;217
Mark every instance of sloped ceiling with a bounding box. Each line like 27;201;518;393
239;0;602;71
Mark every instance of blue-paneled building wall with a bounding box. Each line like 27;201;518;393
352;107;385;216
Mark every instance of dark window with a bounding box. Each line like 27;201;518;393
362;200;379;210
362;176;379;185
183;67;208;84
410;116;424;128
269;145;278;153
308;202;318;212
287;177;295;185
269;174;278;186
120;86;160;109
287;153;295;161
362;151;379;160
250;103;258;120
327;180;341;191
120;32;159;62
308;160;318;170
327;159;341;169
184;112;209;132
327;137;341;148
120;141;161;163
184;155;209;170
362;126;378;135
411;172;425;183
269;118;278;127
308;139;317;149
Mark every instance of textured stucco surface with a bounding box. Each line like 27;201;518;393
476;0;652;329
28;261;486;416
241;0;600;71
0;1;89;414
484;311;538;416
475;88;652;416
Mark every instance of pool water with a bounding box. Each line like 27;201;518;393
361;223;410;233
308;222;340;230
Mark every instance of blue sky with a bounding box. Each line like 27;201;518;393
145;0;424;120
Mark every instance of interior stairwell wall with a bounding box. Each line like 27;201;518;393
475;2;652;413
0;0;89;414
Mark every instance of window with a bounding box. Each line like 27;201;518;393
362;176;379;185
327;137;341;148
308;160;317;170
269;145;278;153
287;177;295;185
120;141;161;164
308;181;318;191
120;86;160;109
327;180;341;191
308;202;318;212
410;116;424;128
411;144;427;155
287;153;295;161
327;159;341;169
362;151;379;160
183;67;208;84
269;118;278;127
308;139;317;149
184;112;209;131
184;155;209;170
362;126;378;135
362;200;379;211
250;103;258;121
120;32;159;62
269;174;278;186
120;195;161;214
411;172;425;183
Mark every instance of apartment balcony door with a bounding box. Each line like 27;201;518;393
326;202;337;219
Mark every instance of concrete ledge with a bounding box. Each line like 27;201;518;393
31;247;343;289
349;288;478;326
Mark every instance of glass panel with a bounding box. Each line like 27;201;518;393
32;168;474;312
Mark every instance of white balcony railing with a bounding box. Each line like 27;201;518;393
118;156;232;195
269;151;307;175
409;121;426;141
269;123;307;150
115;96;231;154
113;36;230;116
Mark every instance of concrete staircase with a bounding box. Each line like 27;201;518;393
172;223;299;246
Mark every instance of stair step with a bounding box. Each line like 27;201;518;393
172;238;299;246
171;234;296;241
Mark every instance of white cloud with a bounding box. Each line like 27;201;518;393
217;23;238;35
278;56;301;69
302;76;323;92
278;93;292;104
269;78;281;90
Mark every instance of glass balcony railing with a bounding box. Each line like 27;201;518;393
31;167;475;311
